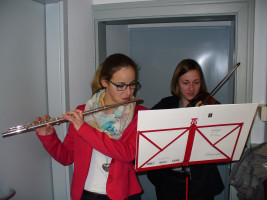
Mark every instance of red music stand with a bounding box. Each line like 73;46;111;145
135;103;258;200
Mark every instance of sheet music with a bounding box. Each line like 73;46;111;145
135;103;258;172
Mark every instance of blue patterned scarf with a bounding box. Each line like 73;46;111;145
84;89;135;140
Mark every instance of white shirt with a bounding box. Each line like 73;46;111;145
84;149;112;194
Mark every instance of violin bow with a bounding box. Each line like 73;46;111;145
202;62;240;105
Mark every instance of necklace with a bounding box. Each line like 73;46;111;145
102;156;110;172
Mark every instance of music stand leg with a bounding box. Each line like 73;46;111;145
180;166;191;200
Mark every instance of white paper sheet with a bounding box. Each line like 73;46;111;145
135;103;258;172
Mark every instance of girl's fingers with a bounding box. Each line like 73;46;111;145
63;110;83;120
43;114;51;121
75;109;84;119
61;110;84;131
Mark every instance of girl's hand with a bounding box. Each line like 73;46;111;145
61;109;84;131
34;114;54;136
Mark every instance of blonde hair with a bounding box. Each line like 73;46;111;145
91;64;103;95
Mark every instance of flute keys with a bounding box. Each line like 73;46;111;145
51;117;62;125
8;125;25;131
38;119;45;124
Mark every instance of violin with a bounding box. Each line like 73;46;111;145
187;92;217;107
187;62;240;107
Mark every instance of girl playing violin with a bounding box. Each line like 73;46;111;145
147;59;224;200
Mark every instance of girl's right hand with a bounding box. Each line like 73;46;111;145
34;114;54;136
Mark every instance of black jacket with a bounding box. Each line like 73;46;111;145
147;96;225;198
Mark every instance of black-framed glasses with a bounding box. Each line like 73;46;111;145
107;80;140;91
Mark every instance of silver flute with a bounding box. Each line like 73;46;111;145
2;97;142;138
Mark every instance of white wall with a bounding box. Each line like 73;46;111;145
251;0;267;143
92;0;153;4
64;0;95;110
0;0;53;199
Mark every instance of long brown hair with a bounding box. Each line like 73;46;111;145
170;59;207;98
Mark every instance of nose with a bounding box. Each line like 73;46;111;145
124;85;132;95
189;83;194;91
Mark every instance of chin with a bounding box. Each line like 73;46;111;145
186;97;195;101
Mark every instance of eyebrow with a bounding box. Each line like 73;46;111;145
113;80;137;84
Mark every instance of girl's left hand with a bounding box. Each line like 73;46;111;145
61;109;84;131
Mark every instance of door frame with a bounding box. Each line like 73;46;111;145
92;0;255;105
46;3;72;200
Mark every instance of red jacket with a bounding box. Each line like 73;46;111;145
37;104;147;200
